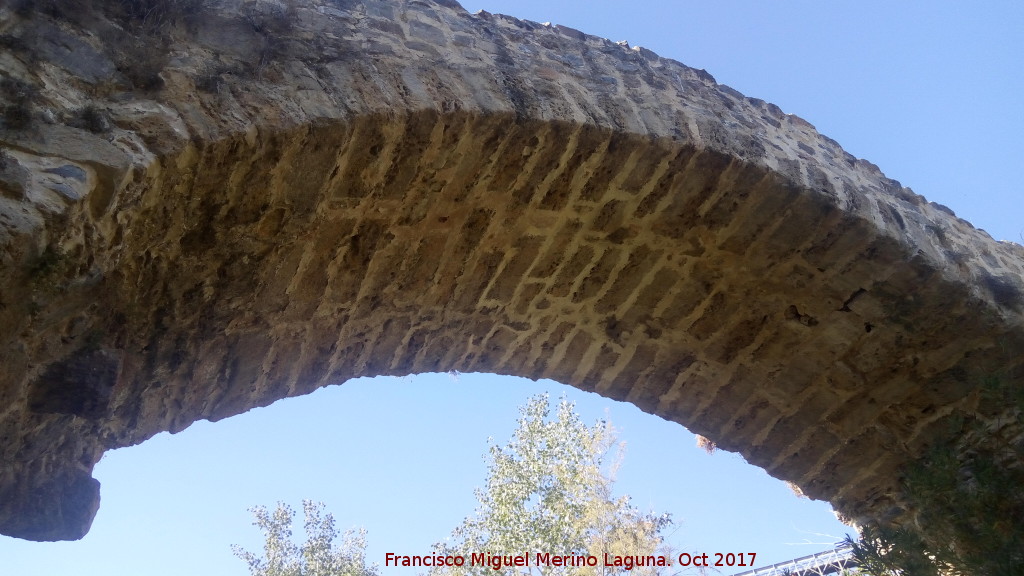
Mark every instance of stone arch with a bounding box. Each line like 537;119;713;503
1;0;1022;541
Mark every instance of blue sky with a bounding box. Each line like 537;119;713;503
4;375;857;575
2;1;1022;575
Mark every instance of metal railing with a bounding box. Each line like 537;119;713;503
728;543;858;576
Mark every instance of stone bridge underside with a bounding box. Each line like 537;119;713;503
1;0;1023;541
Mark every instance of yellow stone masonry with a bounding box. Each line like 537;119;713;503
0;0;1021;541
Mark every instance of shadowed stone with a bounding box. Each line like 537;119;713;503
27;349;121;420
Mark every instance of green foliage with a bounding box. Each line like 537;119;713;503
430;394;673;576
234;396;676;576
850;379;1024;576
233;500;379;576
848;528;944;576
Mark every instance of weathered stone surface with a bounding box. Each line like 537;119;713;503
0;0;1022;541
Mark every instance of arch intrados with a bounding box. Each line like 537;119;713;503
21;108;998;538
1;0;1022;543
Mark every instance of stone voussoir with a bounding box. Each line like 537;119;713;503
0;0;1022;541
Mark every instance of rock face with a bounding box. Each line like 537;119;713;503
1;0;1022;542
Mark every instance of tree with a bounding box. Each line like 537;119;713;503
848;441;1024;576
849;378;1024;576
233;500;378;576
429;393;674;576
